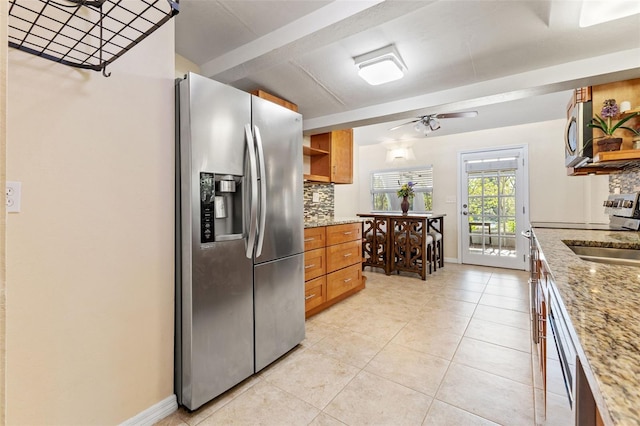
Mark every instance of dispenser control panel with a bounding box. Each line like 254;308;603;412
200;172;215;243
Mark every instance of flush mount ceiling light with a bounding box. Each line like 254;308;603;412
579;0;640;27
354;44;406;86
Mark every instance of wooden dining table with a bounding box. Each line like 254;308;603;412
357;213;445;280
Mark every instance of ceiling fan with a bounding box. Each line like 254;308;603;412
389;111;478;135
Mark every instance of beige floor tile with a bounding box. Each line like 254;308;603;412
436;363;535;425
423;400;499;425
437;287;483;303
472;304;531;330
365;342;450;397
310;328;387;369
263;349;360;409
308;412;348;426
412;309;471;336
484;282;529;300
154;411;188;426
199;380;319;425
257;344;308;378
391;321;463;360
302;318;341;348
312;302;359;327
424;296;478;317
479;293;529;313
444;280;488;293
340;309;408;341
324;370;433;425
452;337;533;385
465;318;532;353
488;271;528;282
177;375;262;425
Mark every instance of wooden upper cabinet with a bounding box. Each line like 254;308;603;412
309;129;353;184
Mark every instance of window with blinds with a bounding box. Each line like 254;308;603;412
370;167;433;213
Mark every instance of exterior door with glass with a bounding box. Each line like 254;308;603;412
459;147;528;269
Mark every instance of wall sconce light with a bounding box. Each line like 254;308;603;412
385;146;415;163
354;44;406;86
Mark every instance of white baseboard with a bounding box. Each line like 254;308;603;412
120;394;178;426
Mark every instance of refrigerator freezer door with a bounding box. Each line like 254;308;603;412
176;73;254;410
254;253;306;372
184;73;251;176
178;239;254;410
251;96;304;264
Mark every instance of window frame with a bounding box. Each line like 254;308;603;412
370;166;434;214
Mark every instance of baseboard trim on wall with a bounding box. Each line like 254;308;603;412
443;257;458;264
120;394;177;426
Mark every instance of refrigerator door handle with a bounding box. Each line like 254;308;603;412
254;125;267;257
245;124;258;259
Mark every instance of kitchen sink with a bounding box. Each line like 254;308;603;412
565;244;640;267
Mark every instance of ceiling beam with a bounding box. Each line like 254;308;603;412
302;48;640;134
199;0;384;78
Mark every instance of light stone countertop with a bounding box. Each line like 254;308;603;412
304;217;364;228
532;227;640;426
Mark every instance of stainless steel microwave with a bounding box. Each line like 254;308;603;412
565;100;593;167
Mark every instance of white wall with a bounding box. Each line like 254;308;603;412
176;53;201;79
339;119;609;261
6;23;175;425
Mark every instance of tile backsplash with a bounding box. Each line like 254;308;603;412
303;183;334;221
610;164;640;193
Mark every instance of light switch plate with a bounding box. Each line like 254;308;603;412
312;192;320;203
6;181;21;213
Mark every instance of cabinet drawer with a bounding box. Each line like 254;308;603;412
304;247;326;281
327;264;361;300
305;276;326;312
326;222;362;245
304;227;326;251
326;239;361;273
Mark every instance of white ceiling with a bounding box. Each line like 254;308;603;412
174;0;640;144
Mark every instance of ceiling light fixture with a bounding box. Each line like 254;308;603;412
579;0;640;27
354;44;406;86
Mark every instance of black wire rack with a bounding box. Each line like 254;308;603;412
8;0;179;76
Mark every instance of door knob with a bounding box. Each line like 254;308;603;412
462;204;468;208
463;211;468;215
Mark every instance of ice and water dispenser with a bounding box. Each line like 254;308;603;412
200;172;243;243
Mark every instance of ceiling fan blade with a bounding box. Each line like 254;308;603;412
436;111;478;119
389;119;421;131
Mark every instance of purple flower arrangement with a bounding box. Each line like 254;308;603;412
588;99;638;137
397;181;415;199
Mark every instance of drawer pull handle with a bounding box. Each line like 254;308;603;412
305;294;316;300
343;278;352;283
304;238;314;242
343;253;352;257
305;264;315;269
343;231;352;235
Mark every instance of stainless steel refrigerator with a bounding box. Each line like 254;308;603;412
175;72;305;411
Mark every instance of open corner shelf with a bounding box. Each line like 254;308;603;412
303;145;329;156
8;0;179;76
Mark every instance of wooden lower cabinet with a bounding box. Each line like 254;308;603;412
305;276;326;312
304;247;326;281
327;264;362;300
304;223;365;318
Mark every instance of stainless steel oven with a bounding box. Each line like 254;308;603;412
548;285;577;408
522;229;539;344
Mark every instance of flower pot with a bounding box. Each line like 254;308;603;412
400;196;410;215
597;137;623;152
